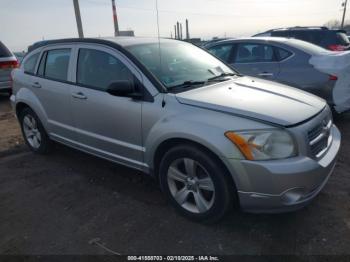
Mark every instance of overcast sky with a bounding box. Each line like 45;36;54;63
1;0;347;51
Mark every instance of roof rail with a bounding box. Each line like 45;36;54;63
274;26;329;31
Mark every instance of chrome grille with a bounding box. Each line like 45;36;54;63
308;114;332;158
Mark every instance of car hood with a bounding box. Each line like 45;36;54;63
175;76;326;126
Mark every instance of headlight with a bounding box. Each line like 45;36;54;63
225;129;296;160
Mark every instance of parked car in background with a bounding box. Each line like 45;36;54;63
11;37;340;222
14;52;26;64
0;41;18;95
205;37;350;113
201;38;229;48
253;27;350;51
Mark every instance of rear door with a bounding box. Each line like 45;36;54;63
30;45;76;142
70;44;144;170
231;42;280;80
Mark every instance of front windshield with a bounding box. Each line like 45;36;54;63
126;41;237;90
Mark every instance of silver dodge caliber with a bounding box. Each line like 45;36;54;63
11;37;340;222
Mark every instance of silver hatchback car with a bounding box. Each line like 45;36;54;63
11;37;340;222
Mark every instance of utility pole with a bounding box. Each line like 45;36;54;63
341;0;348;29
112;0;119;36
185;19;190;40
180;23;183;40
73;0;84;38
176;22;180;40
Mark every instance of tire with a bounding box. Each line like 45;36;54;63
19;107;52;154
159;144;235;223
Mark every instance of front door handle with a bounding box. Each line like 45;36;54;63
72;92;87;100
31;82;41;88
258;72;274;77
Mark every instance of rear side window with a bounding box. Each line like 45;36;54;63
335;32;350;45
275;47;292;61
43;49;71;81
77;48;134;91
208;44;233;62
289;31;322;45
271;31;289;38
23;53;40;74
234;43;275;63
0;41;12;58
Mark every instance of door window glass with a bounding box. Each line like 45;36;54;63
37;52;47;76
208;44;233;62
235;43;275;63
44;49;71;81
77;48;134;91
275;47;292;61
23;53;40;74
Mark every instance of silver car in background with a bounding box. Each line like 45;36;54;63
11;37;340;222
0;41;18;95
205;37;342;111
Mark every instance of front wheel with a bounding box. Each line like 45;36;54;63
159;145;235;223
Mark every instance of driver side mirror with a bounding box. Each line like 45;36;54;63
106;80;143;99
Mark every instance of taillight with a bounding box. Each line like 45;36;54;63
329;75;338;81
0;60;19;69
327;45;346;51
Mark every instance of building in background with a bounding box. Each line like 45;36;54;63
118;30;135;37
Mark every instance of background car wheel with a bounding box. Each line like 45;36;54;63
19;107;52;154
159;144;235;223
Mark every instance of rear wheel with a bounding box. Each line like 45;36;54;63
159;145;235;223
19;107;52;154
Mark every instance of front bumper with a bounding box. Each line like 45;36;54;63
226;125;341;213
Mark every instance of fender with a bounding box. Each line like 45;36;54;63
14;87;49;130
144;114;245;171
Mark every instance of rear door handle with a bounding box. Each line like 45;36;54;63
258;72;274;77
72;92;87;100
31;82;41;88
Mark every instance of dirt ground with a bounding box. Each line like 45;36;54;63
0;96;349;256
0;95;23;155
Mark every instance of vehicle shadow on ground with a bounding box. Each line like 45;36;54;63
32;142;336;254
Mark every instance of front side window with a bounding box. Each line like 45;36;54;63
208;44;233;62
23;53;40;74
77;48;134;91
126;41;236;90
234;43;275;63
44;49;71;81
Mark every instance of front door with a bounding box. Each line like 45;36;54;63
70;46;144;170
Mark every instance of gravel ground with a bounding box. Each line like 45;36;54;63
0;97;349;255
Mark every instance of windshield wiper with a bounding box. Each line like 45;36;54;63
207;72;241;82
167;80;206;90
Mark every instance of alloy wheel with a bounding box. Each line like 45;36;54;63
167;158;215;214
22;114;42;149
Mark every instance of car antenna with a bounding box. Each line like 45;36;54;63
155;0;166;108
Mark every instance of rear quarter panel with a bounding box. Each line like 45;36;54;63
276;48;334;104
12;68;49;129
